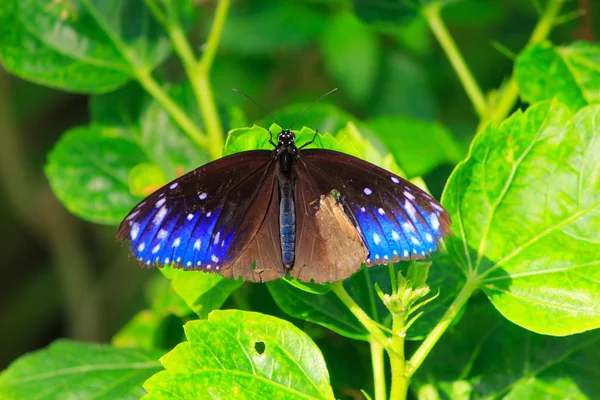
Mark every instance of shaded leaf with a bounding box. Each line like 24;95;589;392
160;266;243;319
143;310;335;399
443;101;600;335
367;115;464;178
414;301;600;399
112;310;163;349
0;340;163;400
0;1;129;93
516;41;600;110
320;12;380;104
45;125;146;225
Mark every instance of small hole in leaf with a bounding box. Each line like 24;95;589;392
254;341;266;355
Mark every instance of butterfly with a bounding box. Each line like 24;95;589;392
118;95;451;283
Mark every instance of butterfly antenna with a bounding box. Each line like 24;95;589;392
233;89;283;128
287;88;338;130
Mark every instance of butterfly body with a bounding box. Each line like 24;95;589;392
118;128;451;283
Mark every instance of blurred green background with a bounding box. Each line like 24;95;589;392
0;0;596;376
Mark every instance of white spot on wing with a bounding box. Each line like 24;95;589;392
173;237;181;248
373;233;381;245
430;213;440;230
126;210;139;221
391;176;400;184
153;206;168;225
211;254;219;263
170;182;178;189
402;222;415;233
157;229;168;240
194;239;201;250
197;261;201;266
364;187;372;195
155;198;166;208
152;244;160;254
431;202;444;212
176;257;181;262
384;255;389;260
378;208;385;215
207;212;212;217
130;223;140;240
187;261;192;267
164;258;170;264
214;231;221;244
361;207;366;212
392;230;400;241
411;236;420;245
426;233;433;242
187;213;194;221
403;250;409;257
138;242;145;252
404;191;415;200
404;200;416;218
199;193;207;200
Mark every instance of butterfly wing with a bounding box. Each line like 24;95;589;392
117;150;285;282
297;149;451;272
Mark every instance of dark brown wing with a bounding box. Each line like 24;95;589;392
117;150;284;281
296;149;451;271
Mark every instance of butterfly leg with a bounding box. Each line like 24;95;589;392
298;129;320;150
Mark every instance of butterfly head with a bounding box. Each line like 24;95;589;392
277;129;295;148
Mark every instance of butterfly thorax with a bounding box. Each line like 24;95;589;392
276;130;297;268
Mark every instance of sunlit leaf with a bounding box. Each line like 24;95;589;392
443;101;600;335
0;341;163;400
143;310;335;399
516;41;600;111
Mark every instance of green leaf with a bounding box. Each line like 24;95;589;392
320;12;380;104
516;41;600;110
91;82;210;178
414;301;600;399
443;101;600;335
160;266;243;319
129;163;168;197
112;310;163;349
222;3;325;56
143;310;335;400
45;125;147;225
19;0;170;70
370;52;437;119
0;1;130;93
367;115;464;178
0;340;163;399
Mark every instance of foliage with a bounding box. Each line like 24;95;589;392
1;0;599;399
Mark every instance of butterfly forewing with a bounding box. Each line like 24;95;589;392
118;150;283;280
298;149;451;267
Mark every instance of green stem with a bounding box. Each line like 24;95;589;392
370;340;387;400
331;282;390;351
406;277;478;377
388;312;408;400
135;68;209;148
423;2;488;117
199;0;231;74
482;0;563;126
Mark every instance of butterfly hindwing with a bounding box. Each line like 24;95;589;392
298;149;451;267
118;150;285;281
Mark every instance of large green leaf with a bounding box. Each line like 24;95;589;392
45;125;147;224
19;0;170;71
160;266;243;319
0;1;129;93
443;101;600;335
0;340;163;399
143;310;335;399
320;12;380;104
367;115;464;178
414;301;600;399
516;41;600;111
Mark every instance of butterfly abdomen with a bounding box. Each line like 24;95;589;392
279;181;295;268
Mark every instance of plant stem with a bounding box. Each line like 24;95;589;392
388;312;408;400
331;282;390;350
406;277;478;377
199;0;231;74
482;0;563;125
370;340;387;400
423;2;488;118
135;68;209;148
